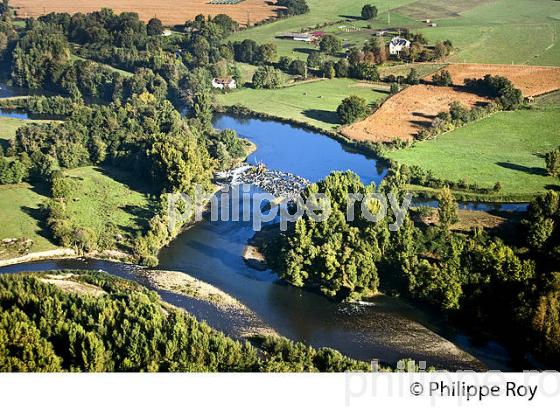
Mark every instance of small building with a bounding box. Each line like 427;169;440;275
278;32;318;42
161;29;172;37
212;77;237;90
293;33;315;42
430;22;437;27
389;36;411;55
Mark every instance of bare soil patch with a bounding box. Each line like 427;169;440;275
419;208;507;232
443;64;560;97
341;84;490;143
41;273;107;297
11;0;280;26
342;63;560;143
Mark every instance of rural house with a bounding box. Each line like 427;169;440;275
389;37;411;55
212;77;237;90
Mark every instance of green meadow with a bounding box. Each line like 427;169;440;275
386;107;560;199
230;0;560;65
229;0;416;60
216;78;388;130
0;183;57;255
62;166;154;249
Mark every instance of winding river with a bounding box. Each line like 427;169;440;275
0;84;529;370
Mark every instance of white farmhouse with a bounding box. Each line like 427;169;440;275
212;77;237;90
389;37;411;55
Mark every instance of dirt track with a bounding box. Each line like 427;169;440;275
11;0;279;26
342;64;560;143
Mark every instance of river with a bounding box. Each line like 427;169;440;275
0;89;528;370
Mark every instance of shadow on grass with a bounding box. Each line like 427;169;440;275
97;166;157;195
293;47;317;56
544;184;560;192
20;204;53;243
496;162;548;176
302;109;340;125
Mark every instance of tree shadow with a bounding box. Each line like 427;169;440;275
411;111;436;120
117;204;156;236
410;119;433;128
0;139;9;153
303;109;340;125
20;204;53;242
544;184;560;192
292;47;317;56
339;15;363;20
97;166;156;195
496;162;548;176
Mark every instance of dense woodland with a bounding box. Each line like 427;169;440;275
0;271;372;372
265;170;560;368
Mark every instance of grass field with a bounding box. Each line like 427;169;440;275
0;116;53;139
63;166;154;250
216;78;388;130
0;183;57;256
415;0;560;65
0;117;26;141
0;165;154;258
229;0;416;60
386;107;560;198
229;0;560;65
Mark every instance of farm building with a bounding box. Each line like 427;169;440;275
278;32;317;42
389;37;411;55
212;77;237;90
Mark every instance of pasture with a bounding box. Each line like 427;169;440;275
229;0;560;66
10;0;278;26
0;183;57;257
386;107;560;198
215;78;388;130
62;166;154;250
228;0;416;59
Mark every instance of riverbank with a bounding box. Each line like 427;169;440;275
136;269;279;339
215;104;391;159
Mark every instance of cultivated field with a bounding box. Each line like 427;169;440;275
341;84;489;143
11;0;279;26
442;64;560;97
343;64;560;142
386;107;560;198
216;78;388;131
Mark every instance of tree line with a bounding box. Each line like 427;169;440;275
264;169;560;368
0;270;374;372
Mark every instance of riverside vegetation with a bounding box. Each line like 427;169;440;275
263;170;560;368
0;270;373;372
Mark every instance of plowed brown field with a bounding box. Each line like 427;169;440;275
443;64;560;97
342;64;560;143
342;85;490;143
11;0;280;26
